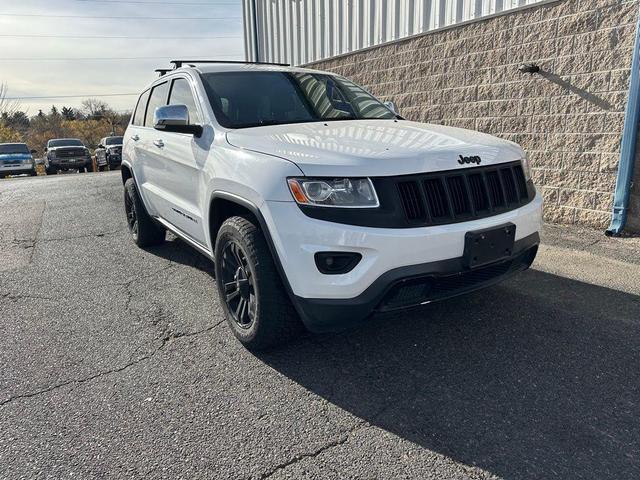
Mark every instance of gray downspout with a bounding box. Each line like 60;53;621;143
251;0;260;62
606;4;640;236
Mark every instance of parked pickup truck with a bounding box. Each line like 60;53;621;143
95;136;123;171
44;138;93;175
0;143;38;178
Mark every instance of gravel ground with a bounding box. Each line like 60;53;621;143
1;172;639;480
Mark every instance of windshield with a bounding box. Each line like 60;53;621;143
0;143;30;155
48;139;83;147
201;71;396;129
105;137;123;145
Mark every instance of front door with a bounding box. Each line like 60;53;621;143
145;76;207;244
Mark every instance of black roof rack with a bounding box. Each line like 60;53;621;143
155;68;173;77
170;59;290;69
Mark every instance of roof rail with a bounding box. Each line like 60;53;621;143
155;68;173;77
170;59;290;69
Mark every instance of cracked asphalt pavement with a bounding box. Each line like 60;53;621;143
1;173;639;479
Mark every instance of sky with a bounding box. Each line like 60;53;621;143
0;0;245;115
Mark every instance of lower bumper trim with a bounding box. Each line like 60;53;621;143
293;232;540;333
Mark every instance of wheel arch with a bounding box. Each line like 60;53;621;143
120;162;133;185
208;192;303;318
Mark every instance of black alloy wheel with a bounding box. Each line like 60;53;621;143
124;186;138;240
219;240;257;329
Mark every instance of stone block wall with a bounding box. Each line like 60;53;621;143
306;0;639;232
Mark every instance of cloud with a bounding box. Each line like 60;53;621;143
0;0;245;114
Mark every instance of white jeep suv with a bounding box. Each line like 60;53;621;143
122;61;542;350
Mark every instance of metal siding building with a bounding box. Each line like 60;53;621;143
241;0;640;233
243;0;549;65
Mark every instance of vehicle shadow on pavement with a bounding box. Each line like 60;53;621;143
148;235;216;277
258;269;640;479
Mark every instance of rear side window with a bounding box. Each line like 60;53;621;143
144;82;169;127
132;90;150;126
168;78;201;124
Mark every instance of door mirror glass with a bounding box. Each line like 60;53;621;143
384;101;398;115
153;104;202;136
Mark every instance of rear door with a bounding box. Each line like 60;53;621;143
124;89;150;201
149;76;207;244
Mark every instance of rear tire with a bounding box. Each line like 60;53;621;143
214;216;303;351
124;178;165;248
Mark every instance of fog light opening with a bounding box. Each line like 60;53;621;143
314;252;362;275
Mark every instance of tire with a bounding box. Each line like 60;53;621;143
45;167;56;175
214;215;303;351
123;178;165;248
30;169;37;176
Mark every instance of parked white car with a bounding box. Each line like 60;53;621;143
121;61;542;350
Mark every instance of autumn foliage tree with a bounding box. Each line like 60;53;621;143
1;84;131;151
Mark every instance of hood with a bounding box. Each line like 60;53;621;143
226;119;524;177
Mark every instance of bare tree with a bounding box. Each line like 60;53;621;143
0;82;22;117
81;98;111;119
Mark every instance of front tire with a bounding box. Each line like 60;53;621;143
124;178;165;248
214;216;303;351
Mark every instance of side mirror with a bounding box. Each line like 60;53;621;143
97;144;104;149
384;101;398;115
154;104;202;137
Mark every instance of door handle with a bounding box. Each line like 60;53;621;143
131;134;140;141
153;139;164;148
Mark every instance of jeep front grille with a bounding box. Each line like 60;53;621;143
395;162;531;226
296;161;535;229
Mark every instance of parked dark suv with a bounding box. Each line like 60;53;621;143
95;136;123;171
44;138;93;175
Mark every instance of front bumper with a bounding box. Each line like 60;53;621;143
294;233;538;332
262;192;543;332
0;164;35;176
49;157;91;168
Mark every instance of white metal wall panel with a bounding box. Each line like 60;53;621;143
243;0;550;65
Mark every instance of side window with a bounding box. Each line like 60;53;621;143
132;90;150;126
144;82;169;127
168;78;201;124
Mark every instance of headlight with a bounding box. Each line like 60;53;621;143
521;153;532;181
48;150;56;159
287;178;379;208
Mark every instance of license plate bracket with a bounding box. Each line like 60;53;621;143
463;223;516;269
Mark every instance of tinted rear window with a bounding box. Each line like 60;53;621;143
0;144;29;154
